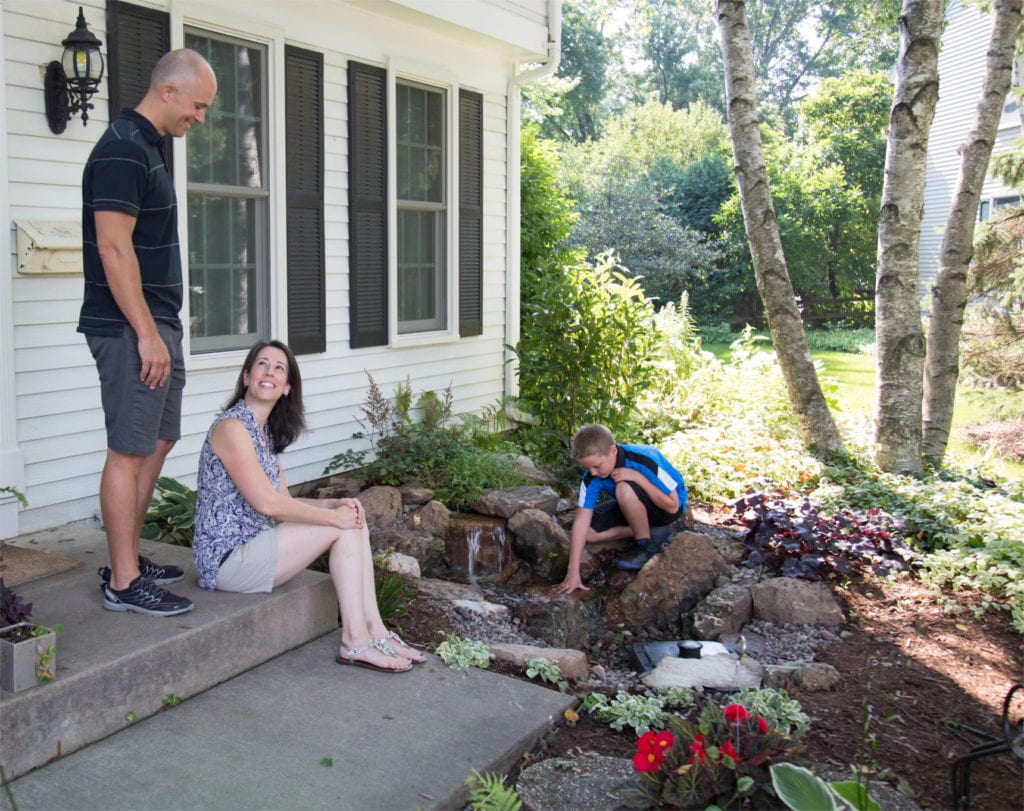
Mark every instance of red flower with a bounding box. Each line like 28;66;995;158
720;739;740;763
724;703;751;723
634;731;671;773
757;716;769;734
634;747;664;772
689;734;707;765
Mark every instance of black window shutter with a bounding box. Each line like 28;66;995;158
348;62;388;348
106;2;171;171
285;46;326;355
459;90;483;337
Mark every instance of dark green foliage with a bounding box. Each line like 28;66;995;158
665;153;735;237
142;477;197;547
373;568;418;623
520;123;584;304
325;375;531;510
513;253;660;463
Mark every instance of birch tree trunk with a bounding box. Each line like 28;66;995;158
874;0;943;474
922;0;1022;464
715;0;846;455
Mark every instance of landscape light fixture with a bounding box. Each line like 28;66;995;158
44;6;105;134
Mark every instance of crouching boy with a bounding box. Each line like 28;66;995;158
556;423;688;595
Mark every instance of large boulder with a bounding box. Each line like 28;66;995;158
359;485;403;528
610;532;731;629
692;582;753;640
499;453;558;485
508;509;570;581
370;526;445;577
398;482;435;506
406;500;451;537
751;579;845;627
518;592;602;650
471;485;560;519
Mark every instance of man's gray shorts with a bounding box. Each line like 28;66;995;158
86;322;185;456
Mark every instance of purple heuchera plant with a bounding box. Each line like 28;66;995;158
0;578;33;627
735;489;916;580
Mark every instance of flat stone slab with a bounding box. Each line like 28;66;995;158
517;754;638;811
2;634;575;811
642;654;762;692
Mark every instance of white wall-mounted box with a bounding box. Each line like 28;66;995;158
15;220;83;275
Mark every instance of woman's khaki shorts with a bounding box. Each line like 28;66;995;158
216;528;278;593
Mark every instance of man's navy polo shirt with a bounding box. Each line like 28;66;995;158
78;108;182;336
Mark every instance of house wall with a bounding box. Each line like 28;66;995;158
919;0;1019;297
0;0;552;536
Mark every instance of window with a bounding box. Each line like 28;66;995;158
348;60;482;348
981;195;1022;222
396;81;447;334
185;31;269;354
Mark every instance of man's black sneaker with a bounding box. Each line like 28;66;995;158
97;555;184;586
102;576;193;617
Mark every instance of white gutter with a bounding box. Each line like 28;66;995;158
504;0;562;411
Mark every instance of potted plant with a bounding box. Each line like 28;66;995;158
0;577;60;693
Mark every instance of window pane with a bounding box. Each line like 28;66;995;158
185;34;264;188
184;31;268;353
188;195;258;341
398;209;446;332
396;83;444;202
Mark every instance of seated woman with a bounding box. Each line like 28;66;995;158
192;339;424;673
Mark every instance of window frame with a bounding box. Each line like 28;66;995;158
183;27;272;355
387;61;460;346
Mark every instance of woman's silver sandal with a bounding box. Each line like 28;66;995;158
376;631;425;664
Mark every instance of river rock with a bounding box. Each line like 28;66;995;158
379;552;421;578
751;579;845;626
610;532;731;629
472;485;561;518
398;483;435;505
692;582;753;639
508;509;570;581
359;485;403;527
406;500;451;536
518;592;601;649
487;643;589;681
370;526;445;577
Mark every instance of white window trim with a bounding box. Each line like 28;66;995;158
168;5;286;372
386;58;460;348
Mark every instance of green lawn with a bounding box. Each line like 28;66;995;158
704;341;1024;480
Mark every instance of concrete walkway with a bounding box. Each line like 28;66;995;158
0;525;575;810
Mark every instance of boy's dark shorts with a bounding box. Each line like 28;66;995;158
591;481;684;533
86;322;185;456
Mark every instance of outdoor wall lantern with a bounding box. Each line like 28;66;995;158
44;6;105;134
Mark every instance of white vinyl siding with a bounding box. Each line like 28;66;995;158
1;0;548;535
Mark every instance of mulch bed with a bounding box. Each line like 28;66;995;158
395;517;1023;811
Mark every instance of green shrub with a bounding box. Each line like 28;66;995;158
325;375;531;510
514;251;661;463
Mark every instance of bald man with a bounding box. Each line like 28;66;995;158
79;49;217;616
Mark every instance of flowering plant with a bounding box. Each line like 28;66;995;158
620;700;802;810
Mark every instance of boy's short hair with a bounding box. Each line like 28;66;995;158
572;423;615;460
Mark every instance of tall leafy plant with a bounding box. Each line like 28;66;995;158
513;252;660;462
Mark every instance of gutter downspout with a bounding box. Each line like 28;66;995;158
504;0;561;417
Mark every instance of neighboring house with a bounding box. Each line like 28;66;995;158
0;0;561;537
920;0;1021;295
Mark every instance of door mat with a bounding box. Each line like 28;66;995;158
0;544;84;587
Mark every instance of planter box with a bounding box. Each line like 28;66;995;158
0;622;57;693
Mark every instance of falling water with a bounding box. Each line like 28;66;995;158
447;515;512;585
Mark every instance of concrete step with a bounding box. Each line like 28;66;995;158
1;634;575;810
0;527;338;779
